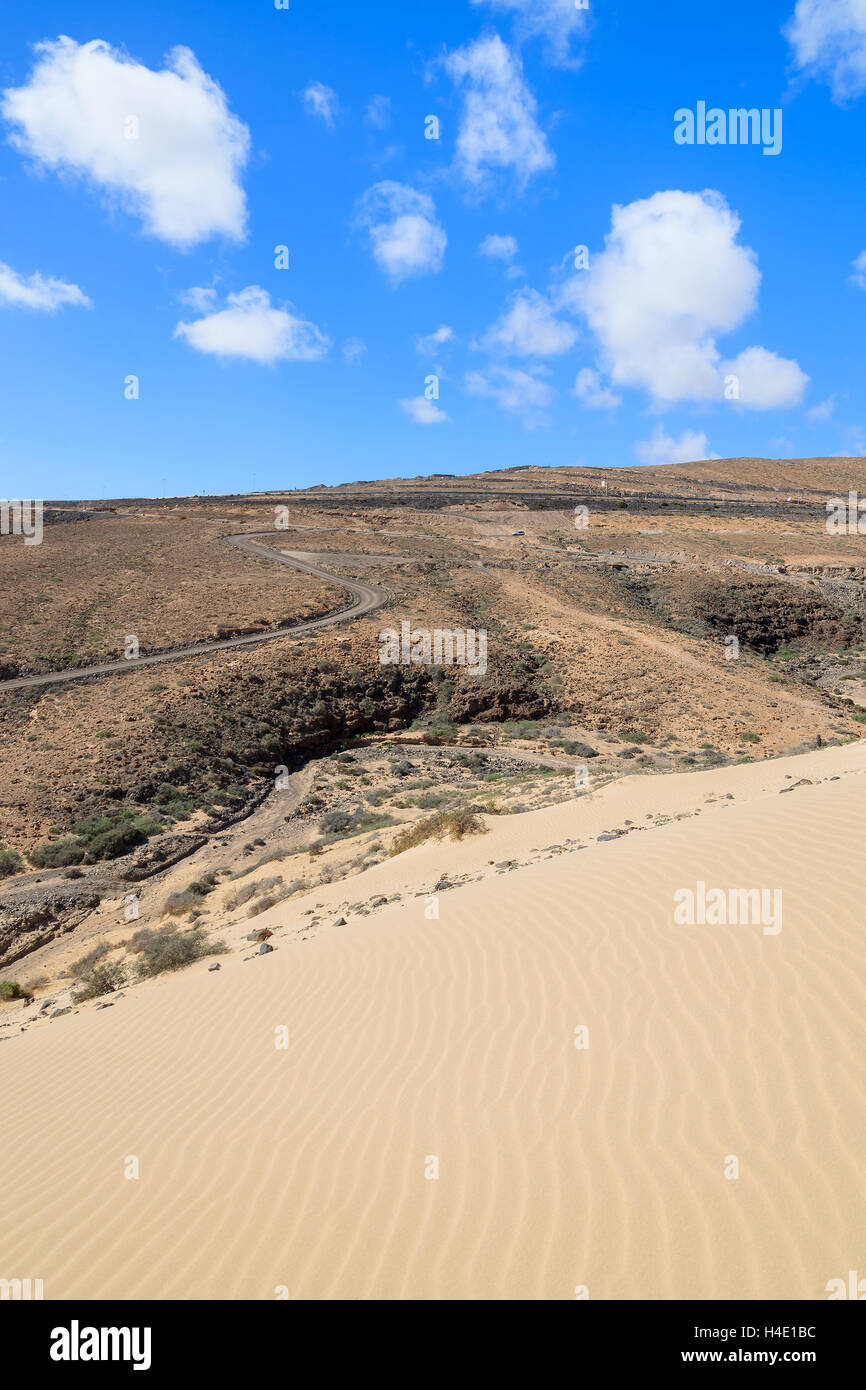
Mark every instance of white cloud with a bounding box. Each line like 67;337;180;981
0;259;90;311
572;367;621;409
302;81;340;126
470;0;589;67
342;337;367;365
1;37;249;249
465;363;553;426
849;249;866;287
444;34;554;193
178;285;217;313
784;0;866;102
174;286;330;364
479;233;519;262
401;395;449;424
722;345;809;409
480;287;577;356
562;189;808;409
366;95;392;129
634;425;719;467
416;324;454;355
355;181;446;284
807;393;837;419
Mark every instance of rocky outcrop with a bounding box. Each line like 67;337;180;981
0;889;101;969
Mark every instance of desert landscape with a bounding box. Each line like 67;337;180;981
2;459;865;1301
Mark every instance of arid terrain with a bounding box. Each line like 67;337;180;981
1;459;865;1302
2;458;865;978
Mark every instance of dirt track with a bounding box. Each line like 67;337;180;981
0;534;391;693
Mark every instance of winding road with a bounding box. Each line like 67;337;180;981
0;533;391;694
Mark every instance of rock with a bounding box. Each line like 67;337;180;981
208;962;221;971
96;1002;114;1010
332;916;346;927
49;1007;71;1019
258;942;274;955
779;778;813;794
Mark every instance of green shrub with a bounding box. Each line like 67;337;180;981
30;838;85;868
0;980;27;1001
31;809;165;868
133;927;226;978
0;847;22;878
72;963;126;1002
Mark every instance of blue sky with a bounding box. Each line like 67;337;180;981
1;0;865;498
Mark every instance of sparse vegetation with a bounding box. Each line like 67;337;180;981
132;927;227;978
30;809;166;867
389;804;485;856
0;980;28;1001
72;963;126;1002
0;847;22;878
70;943;111;978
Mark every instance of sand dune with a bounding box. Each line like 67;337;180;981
2;744;865;1300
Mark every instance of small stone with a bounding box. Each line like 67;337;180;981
258;942;274;955
332;917;346;927
49;1007;71;1019
208;962;221;972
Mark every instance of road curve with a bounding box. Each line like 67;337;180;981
0;533;391;694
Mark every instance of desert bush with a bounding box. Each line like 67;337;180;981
0;847;22;878
162;890;207;917
185;873;218;897
133;927;226;978
31;809;164;868
0;980;27;1001
410;790;453;810
389;804;484;857
227;882;259;910
30;837;85;868
72;963;126;1002
70;943;111;978
227;876;282;911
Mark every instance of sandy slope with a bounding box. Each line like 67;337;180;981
2;745;865;1300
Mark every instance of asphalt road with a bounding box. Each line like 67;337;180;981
0;533;391;693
